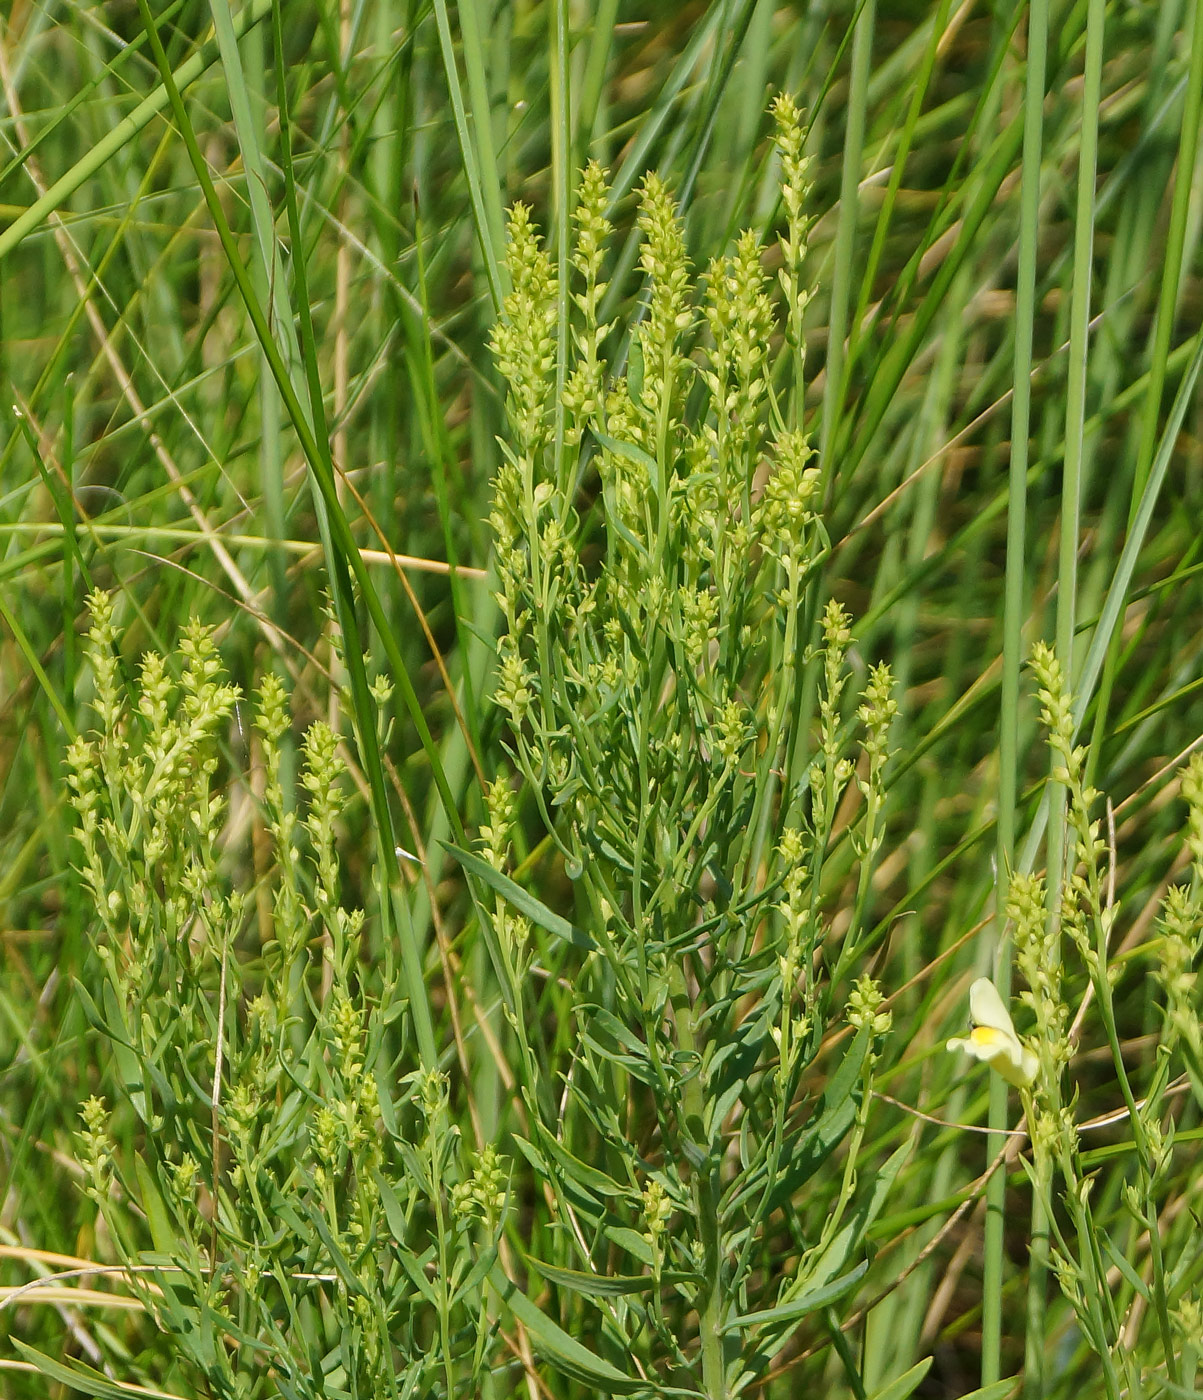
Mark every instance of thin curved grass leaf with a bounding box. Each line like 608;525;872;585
0;0;274;260
13;1341;184;1400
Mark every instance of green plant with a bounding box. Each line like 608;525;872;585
6;5;1203;1398
55;593;508;1400
1010;646;1203;1398
461;98;908;1397
52;100;914;1400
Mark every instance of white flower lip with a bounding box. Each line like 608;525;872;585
947;977;1037;1088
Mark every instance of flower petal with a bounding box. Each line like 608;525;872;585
947;983;1038;1088
967;977;1018;1038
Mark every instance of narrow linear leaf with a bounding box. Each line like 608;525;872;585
605;1225;656;1269
1101;1231;1150;1302
526;1255;679;1298
0;0;273;260
489;1264;643;1392
14;1340;187;1400
953;1379;1021;1400
725;1259;868;1332
443;842;595;949
867;1357;934;1400
804;1141;913;1294
1019;326;1203;872
594;430;660;494
133;1154;176;1256
526;1129;625;1199
1156;1380;1203;1400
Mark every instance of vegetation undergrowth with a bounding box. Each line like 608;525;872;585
3;3;1203;1399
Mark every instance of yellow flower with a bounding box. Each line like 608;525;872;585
947;977;1037;1088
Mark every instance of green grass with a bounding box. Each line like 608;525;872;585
3;2;1203;1398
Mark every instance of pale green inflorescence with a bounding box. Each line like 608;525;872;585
479;103;910;1393
994;642;1203;1392
66;594;512;1399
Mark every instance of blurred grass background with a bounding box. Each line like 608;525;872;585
2;0;1203;1395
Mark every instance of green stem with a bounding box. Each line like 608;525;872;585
1000;0;1048;1385
429;1128;457;1400
674;971;726;1400
820;0;875;504
1023;1190;1048;1400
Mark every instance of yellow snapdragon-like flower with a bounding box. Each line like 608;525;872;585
947;978;1037;1088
